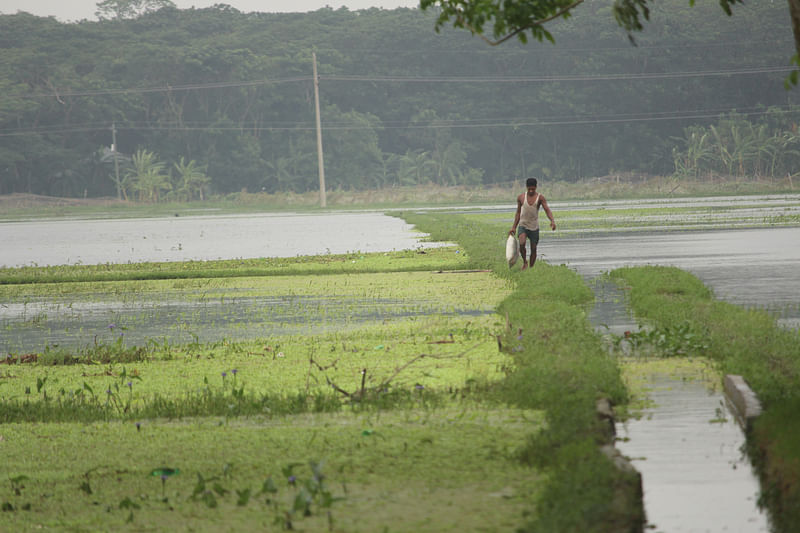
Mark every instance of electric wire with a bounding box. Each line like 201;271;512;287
2;105;799;137
8;64;793;101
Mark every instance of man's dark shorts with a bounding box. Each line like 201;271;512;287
517;226;540;245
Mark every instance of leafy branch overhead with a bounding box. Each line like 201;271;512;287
421;0;746;46
95;0;176;20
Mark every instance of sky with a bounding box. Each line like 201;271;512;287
0;0;420;21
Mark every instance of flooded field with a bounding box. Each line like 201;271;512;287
2;195;798;352
461;193;800;232
0;290;492;354
0;211;445;268
1;194;797;532
462;193;800;328
544;226;800;330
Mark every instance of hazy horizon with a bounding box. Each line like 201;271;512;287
0;0;420;21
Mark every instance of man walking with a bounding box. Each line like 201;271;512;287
509;178;556;270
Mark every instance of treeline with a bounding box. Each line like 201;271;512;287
0;1;798;199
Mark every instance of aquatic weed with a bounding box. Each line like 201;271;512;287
611;321;709;358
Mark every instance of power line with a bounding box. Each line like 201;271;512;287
2;105;799;137
316;38;793;55
15;76;312;100
7;64;793;101
322;66;795;83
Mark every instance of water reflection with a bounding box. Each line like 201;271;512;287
0;212;445;268
616;378;770;533
0;293;489;354
544;226;800;328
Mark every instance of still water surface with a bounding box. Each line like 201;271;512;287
543;226;800;329
617;378;769;533
590;276;772;532
0;211;442;268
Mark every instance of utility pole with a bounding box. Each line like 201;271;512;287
312;52;326;208
111;122;121;200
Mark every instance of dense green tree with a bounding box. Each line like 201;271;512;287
0;3;797;198
420;0;800;86
95;0;176;21
321;106;385;190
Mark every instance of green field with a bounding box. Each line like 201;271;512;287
0;242;553;532
3;198;799;531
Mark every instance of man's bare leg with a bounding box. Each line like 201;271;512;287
530;245;538;268
518;233;528;270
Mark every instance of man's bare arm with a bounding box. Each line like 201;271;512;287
541;196;556;230
510;194;523;235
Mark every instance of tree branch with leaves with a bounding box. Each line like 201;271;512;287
95;0;176;20
420;0;745;46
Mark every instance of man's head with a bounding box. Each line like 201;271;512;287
526;177;537;194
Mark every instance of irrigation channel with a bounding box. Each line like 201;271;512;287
541;211;800;531
2;194;799;531
589;280;771;533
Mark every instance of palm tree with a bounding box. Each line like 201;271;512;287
432;141;468;185
397;150;435;185
749;124;777;179
729;123;759;177
776;130;800;178
173;157;210;201
709;125;735;177
680;127;713;179
126;149;170;203
265;156;293;192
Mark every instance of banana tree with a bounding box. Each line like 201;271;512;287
173;157;210;201
126;149;170;203
675;127;714;179
396;150;435;186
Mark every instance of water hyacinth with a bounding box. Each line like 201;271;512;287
151;466;180;499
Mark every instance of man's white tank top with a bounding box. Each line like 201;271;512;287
519;192;541;231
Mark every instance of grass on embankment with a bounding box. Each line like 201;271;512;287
0;247;468;286
609;266;800;532
399;211;640;533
